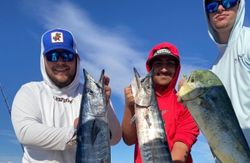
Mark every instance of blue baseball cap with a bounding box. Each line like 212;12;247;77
42;28;78;55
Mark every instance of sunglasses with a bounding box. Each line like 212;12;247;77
45;51;75;62
206;0;239;13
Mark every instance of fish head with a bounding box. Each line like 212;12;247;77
133;68;155;107
177;70;222;102
83;69;106;115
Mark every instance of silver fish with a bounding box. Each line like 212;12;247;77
177;70;250;163
131;68;172;163
76;69;110;163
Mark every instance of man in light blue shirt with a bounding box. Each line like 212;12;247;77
203;0;250;147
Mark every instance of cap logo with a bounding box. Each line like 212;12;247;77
154;48;171;56
51;32;64;43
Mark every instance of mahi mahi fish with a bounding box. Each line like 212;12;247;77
76;69;110;163
177;70;250;163
131;68;172;163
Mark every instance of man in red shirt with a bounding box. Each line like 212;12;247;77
122;42;199;163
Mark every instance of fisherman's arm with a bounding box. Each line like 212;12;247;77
11;85;75;150
171;142;189;162
172;105;199;162
122;86;137;145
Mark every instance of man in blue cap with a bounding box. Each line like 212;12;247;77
11;28;121;163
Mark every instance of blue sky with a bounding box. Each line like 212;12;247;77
0;0;250;162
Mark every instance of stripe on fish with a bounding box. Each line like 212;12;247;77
132;67;172;163
76;69;110;163
177;70;250;163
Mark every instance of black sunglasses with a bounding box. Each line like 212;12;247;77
45;51;76;62
206;0;239;13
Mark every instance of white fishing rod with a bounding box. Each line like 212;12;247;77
0;83;24;152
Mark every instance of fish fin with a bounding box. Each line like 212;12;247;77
83;68;87;80
83;68;95;82
133;67;141;89
130;115;137;124
98;69;105;85
98;69;106;103
91;120;100;145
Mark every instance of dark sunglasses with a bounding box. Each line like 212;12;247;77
45;51;75;62
206;0;239;14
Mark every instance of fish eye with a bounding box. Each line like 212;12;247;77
189;76;195;83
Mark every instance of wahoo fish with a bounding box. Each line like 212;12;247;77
177;70;250;163
131;68;172;163
76;69;110;163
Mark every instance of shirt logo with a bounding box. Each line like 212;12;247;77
51;32;64;43
53;96;73;103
